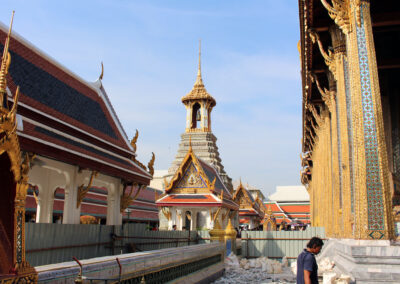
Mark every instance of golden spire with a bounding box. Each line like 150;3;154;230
0;11;15;108
181;40;216;107
195;39;203;86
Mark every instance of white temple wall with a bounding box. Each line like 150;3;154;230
29;157;70;223
160;207;236;230
28;155;124;225
85;172;121;225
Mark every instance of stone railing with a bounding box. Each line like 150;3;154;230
36;242;225;283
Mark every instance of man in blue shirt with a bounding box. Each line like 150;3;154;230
296;237;324;284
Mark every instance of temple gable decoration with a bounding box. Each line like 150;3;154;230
157;141;238;231
164;141;224;195
233;182;264;230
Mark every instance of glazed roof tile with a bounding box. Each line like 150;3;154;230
0;25;151;183
198;159;231;198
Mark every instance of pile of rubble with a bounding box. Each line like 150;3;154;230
213;253;296;284
214;254;352;284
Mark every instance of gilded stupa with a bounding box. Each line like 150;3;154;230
167;41;233;192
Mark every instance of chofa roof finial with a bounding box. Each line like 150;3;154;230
99;62;104;80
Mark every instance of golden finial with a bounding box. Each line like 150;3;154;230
195;39;203;86
0;11;15;107
147;152;155;176
99;62;104;80
130;129;139;152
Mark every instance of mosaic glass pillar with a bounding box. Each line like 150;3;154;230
330;25;354;238
326;71;341;238
345;1;394;239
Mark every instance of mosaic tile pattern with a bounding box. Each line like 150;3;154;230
344;58;355;213
356;10;385;231
336;94;343;208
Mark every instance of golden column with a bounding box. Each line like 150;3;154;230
330;25;354;238
310;72;338;238
327;72;341;238
321;0;394;239
306;104;331;230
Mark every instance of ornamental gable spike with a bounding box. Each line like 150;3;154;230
99;62;104;80
0;11;15;104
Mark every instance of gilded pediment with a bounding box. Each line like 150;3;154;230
175;162;207;190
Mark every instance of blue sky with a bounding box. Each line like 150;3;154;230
1;1;302;196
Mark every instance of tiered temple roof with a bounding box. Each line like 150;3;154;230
157;143;238;210
233;182;264;224
0;22;151;184
264;201;310;224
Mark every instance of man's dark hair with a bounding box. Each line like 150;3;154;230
306;237;324;248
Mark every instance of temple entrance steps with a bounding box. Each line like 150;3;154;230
318;239;400;283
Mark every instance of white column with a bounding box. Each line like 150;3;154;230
170;208;177;230
29;165;67;223
106;184;115;225
116;183;124;225
191;209;197;230
65;168;86;224
177;209;182;230
207;209;213;229
186;105;192;130
200;103;205;129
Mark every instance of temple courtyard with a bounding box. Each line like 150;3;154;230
1;0;400;283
